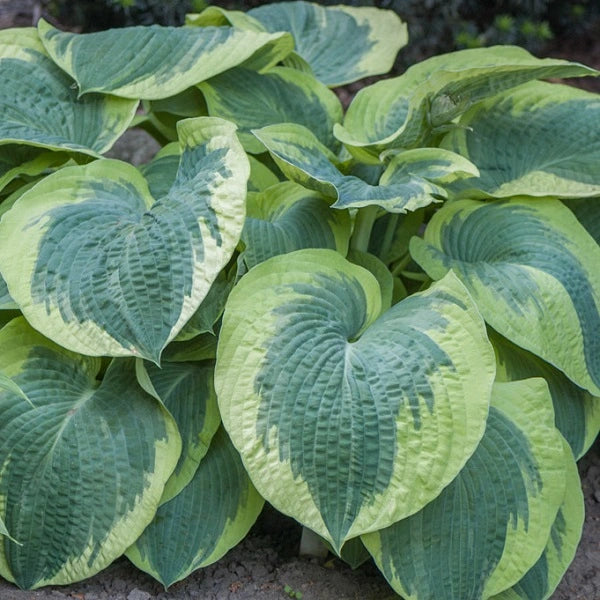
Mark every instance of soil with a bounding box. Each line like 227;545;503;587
1;2;600;598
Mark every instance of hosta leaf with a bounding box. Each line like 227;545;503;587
38;19;293;100
363;379;566;600
199;66;343;153
382;147;479;185
126;426;264;587
335;46;597;157
253;124;453;213
0;516;18;545
0;117;248;362
491;329;600;460
0;145;71;194
162;333;218;364
138;142;180;199
368;209;425;266
347;249;394;312
0;276;16;310
0;318;181;589
247;1;407;86
490;439;584;600
215;249;495;550
138;360;220;503
338;537;371;570
410;198;600;395
185;6;265;31
241;181;351;270
0;28;137;156
442;82;600;199
248;155;280;192
175;265;235;340
568;198;600;244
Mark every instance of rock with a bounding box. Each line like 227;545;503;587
126;589;151;600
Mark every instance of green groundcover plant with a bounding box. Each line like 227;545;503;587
0;2;599;598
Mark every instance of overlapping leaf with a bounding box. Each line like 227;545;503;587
334;46;597;158
0;117;248;362
363;379;566;600
491;330;600;459
490;440;584;600
126;427;264;587
216;249;495;550
246;1;408;86
442;82;600;199
175;266;236;340
0;28;137;156
0;318;181;589
253;124;476;213
38;19;293;100
0;276;15;310
137;360;220;503
0;146;71;194
568;198;600;244
199;66;343;153
241;181;351;270
410;198;600;395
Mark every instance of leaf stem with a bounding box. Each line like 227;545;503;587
379;213;399;262
350;205;379;253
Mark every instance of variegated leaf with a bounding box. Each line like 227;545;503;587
442;82;600;199
490;439;584;600
126;427;264;587
0;117;248;362
253;124;464;213
491;329;600;460
410;198;600;395
0;28;137;156
335;46;597;158
241;181;351;270
363;379;566;600
216;249;495;550
38;19;293;100
199;66;343;153
0;318;181;589
137;360;220;503
247;1;408;86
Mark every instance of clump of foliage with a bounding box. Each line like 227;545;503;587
1;3;599;599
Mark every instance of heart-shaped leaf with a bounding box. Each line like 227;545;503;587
126;426;264;587
0;117;248;362
442;82;600;199
38;19;293;100
216;249;495;550
247;1;408;86
410;199;600;395
0;318;181;589
363;379;567;600
0;28;137;156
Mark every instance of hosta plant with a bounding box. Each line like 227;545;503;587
0;2;599;598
